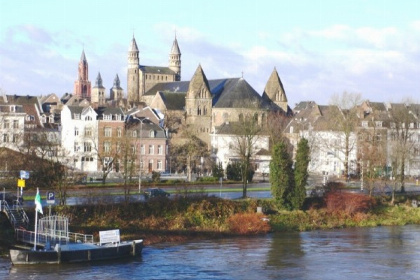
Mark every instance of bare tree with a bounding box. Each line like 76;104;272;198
388;101;419;195
328;92;363;177
231;114;263;198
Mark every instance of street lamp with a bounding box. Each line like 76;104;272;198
134;117;149;194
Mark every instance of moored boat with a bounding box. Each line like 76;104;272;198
10;215;144;265
10;239;143;265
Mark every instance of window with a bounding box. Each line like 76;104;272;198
149;130;155;138
141;144;145;155
3;134;9;143
116;141;121;152
104;127;112;137
85;116;92;121
157;160;163;170
84;127;92;137
117;128;122;137
375;121;382;128
131;145;136;154
104;141;111;153
158;145;163;155
149;145;154;155
132;130;137;137
74;142;79;152
361;121;368;128
84;142;92;152
74;114;80;120
74;128;79;136
12;134;19;143
3;121;9;129
103;115;111;121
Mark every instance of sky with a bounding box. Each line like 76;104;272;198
1;0;420;107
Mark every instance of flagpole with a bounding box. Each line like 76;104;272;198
34;208;38;250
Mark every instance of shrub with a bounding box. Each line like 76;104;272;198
227;213;270;235
325;191;376;215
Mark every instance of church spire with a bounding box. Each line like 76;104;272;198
74;49;91;100
169;34;181;81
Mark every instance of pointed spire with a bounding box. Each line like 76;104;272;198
95;72;103;87
113;74;121;88
187;64;210;98
80;49;87;62
263;67;288;111
129;36;139;52
171;35;181;55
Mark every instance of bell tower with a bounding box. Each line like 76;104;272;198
127;36;140;104
73;50;91;100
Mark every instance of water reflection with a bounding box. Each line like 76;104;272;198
2;225;420;279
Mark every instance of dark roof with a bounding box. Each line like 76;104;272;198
95;107;125;118
212;78;270;109
160;92;186;110
145;77;272;110
139;66;176;75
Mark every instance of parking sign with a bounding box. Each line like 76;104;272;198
46;191;55;204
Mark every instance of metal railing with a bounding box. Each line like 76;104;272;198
15;228;94;247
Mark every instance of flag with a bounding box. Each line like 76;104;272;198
35;188;43;215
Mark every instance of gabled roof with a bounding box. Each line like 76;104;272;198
139;65;176;75
145;77;273;111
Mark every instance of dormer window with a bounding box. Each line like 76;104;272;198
74;114;80;120
149;130;156;138
103;115;111;121
85;116;92;121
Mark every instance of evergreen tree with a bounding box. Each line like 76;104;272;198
270;141;294;207
291;137;310;209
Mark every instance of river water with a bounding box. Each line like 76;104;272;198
1;225;420;279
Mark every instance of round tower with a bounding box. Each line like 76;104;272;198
169;35;181;81
127;36;140;103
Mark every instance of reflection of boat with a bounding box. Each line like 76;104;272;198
10;215;143;265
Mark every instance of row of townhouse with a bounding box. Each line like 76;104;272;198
285;100;420;180
0;94;168;177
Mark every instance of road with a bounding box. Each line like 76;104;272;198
19;182;272;207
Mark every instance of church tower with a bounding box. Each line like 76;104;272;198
185;64;212;145
74;50;91;100
110;74;124;100
262;67;288;112
127;36;140;104
169;35;181;81
91;72;106;106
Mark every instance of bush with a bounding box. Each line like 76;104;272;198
227;213;270;235
325;191;376;215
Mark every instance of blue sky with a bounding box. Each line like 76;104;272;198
1;0;420;107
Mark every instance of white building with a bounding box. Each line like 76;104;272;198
60;105;98;172
211;122;271;176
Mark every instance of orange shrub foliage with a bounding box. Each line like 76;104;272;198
228;213;271;235
325;191;375;215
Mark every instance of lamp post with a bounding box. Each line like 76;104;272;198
135;117;149;194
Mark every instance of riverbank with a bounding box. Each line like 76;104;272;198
2;192;420;257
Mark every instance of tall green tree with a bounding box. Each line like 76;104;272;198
270;141;294;207
291;138;310;209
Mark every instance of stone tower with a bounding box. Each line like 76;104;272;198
110;74;124;100
73;50;91;100
91;72;106;106
169;35;181;81
185;64;212;146
127;36;140;104
262;67;288;112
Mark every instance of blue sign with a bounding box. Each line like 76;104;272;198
46;191;55;204
20;170;30;179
